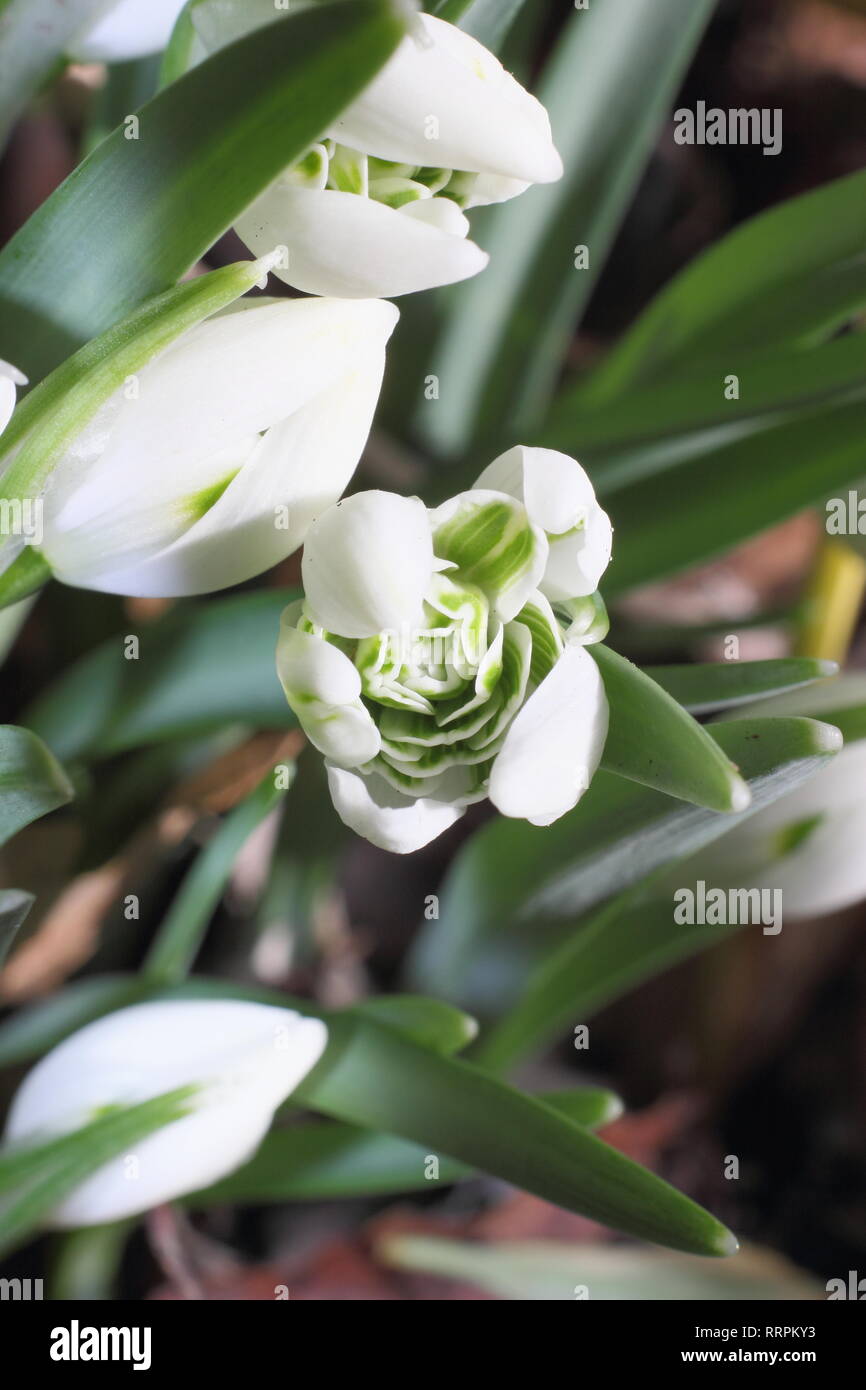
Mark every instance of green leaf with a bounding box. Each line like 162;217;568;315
418;0;715;457
295;1012;735;1255
378;1235;822;1301
0;889;33;968
432;0;529;49
0;0;108;149
543;329;866;496
602;395;866;597
0;724;74;845
476;890;735;1074
0;0;407;381
641;658;837;715
0;1087;195;1258
594;645;750;812
195;1086;620;1203
25;590;294;761
144;770;291;986
351;996;479;1056
410;717;843;1003
585;169;866;402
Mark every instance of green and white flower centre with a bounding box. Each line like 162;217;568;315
286;139;487;216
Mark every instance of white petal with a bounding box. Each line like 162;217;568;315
464;173;531;208
475;446;613;599
429;488;547;623
329;14;562;184
70;0;187;62
489;645;609;823
276;616;380;768
0;359;27;435
4;1001;327;1226
302;491;434;638
326;764;464;853
41;298;398;595
236;185;487;298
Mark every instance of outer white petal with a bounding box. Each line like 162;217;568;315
489;644;609;824
277;616;380;768
0;358;27;435
475;446;613;599
326;764;465;853
329;14;562;184
40;298;398;595
302;491;434;638
70;0;187;62
236;185;487;299
4;1001;327;1227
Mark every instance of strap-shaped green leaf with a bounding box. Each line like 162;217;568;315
0;0;407;381
0;724;73;846
640;658;837;716
593;644;750;812
410;716;843;1003
194;1086;620;1203
585;169;866;402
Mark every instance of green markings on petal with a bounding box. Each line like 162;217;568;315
327;145;368;196
431;491;547;622
517;592;564;686
182;470;240;524
773;812;824;858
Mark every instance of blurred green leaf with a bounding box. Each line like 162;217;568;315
144;770;291;985
0;0;107;149
352;996;479;1056
585;170;866;402
594;645;750;812
25;590;294;761
0;0;407;381
0;724;74;844
544;329;866;495
643;658;837;714
429;0;529;48
197;1085;620;1203
0;1087;195;1258
410;717;843;1003
379;1235;821;1301
603;396;866;597
418;0;715;457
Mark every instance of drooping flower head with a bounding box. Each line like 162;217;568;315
187;4;563;297
278;447;613;853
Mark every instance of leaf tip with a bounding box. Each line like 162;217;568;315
728;775;751;814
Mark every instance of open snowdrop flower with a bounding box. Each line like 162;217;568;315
189;5;563;297
277;450;613;853
33;296;397;596
4;1001;327;1226
69;0;188;62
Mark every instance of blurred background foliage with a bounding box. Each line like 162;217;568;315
1;0;866;1298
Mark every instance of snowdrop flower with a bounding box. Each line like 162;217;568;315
32;296;397;597
0;360;27;436
4;1001;327;1226
702;678;866;918
277;448;612;853
70;0;188;62
190;5;563;297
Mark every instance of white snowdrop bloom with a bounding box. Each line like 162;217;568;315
277;450;613;853
33;296;398;596
70;0;188;62
4;1000;328;1226
189;4;563;297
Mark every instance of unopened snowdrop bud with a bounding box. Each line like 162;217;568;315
277;449;613;854
4;1001;327;1226
70;0;188;62
33;295;398;596
0;360;27;435
190;5;563;297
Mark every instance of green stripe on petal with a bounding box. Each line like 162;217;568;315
516;591;564;686
430;490;547;623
